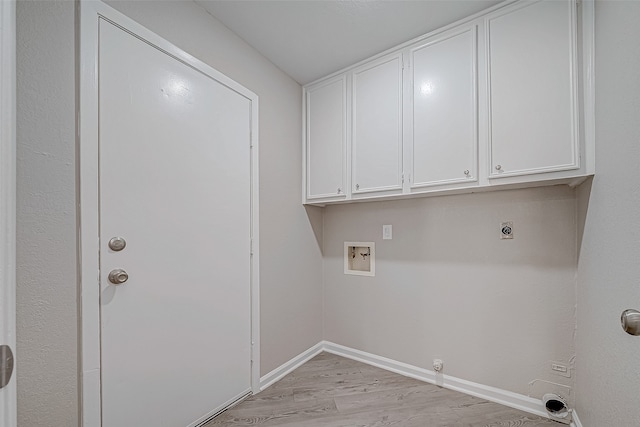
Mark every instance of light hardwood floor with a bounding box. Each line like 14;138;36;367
205;352;559;426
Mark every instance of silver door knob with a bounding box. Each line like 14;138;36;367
0;345;14;390
621;309;640;336
108;236;126;252
108;269;129;285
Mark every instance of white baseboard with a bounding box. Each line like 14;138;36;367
324;341;560;421
191;388;251;427
259;340;570;424
259;342;324;390
571;410;583;427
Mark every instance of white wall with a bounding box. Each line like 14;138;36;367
16;1;322;425
16;1;640;425
16;1;78;425
323;186;577;400
575;1;640;425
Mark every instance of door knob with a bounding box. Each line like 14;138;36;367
0;345;14;389
108;269;129;285
621;309;640;336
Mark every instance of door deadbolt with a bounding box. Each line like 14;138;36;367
108;269;129;285
0;345;14;390
108;237;126;252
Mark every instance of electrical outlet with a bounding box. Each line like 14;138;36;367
383;224;392;240
500;221;514;239
551;362;571;378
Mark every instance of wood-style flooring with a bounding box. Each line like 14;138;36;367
205;352;558;426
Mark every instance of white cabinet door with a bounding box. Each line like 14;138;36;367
305;77;347;200
352;54;403;194
486;0;579;178
409;26;477;188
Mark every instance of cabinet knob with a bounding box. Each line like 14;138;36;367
337;188;342;194
495;165;502;171
464;170;470;176
355;184;360;190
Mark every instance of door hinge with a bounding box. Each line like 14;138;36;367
250;238;254;256
402;173;405;184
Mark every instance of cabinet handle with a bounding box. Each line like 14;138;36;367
337;188;342;194
495;165;502;171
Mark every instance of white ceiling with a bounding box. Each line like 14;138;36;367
196;0;501;85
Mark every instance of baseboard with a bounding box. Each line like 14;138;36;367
259;342;324;390
259;341;573;424
321;341;552;420
191;389;251;427
570;410;583;427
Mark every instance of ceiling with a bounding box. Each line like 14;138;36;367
196;0;501;85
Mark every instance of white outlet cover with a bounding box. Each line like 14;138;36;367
551;361;571;378
382;225;392;240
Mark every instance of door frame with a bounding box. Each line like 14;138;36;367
0;0;16;426
78;2;260;425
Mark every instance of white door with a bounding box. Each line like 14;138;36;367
0;1;16;426
98;19;252;427
352;54;403;195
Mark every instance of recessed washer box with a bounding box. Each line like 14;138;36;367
344;242;375;276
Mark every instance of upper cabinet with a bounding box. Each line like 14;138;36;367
352;53;403;196
304;75;347;201
486;0;579;179
409;25;478;189
303;0;594;205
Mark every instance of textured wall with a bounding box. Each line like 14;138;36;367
575;1;640;425
16;1;78;425
323;186;577;400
